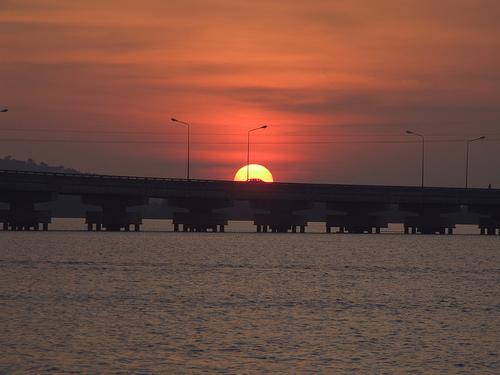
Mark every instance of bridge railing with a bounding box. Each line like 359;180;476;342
0;169;231;184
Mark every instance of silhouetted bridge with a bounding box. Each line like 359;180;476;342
1;169;500;234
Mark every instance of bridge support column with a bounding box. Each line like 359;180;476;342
168;198;231;233
401;204;458;235
476;213;500;235
0;191;55;231
325;203;389;234
250;200;311;233
82;195;147;232
469;204;500;235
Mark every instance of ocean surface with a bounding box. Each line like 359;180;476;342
1;219;499;374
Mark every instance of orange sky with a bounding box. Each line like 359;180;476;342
1;0;499;186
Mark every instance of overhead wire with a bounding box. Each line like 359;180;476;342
1;125;498;145
1;127;500;138
0;138;498;145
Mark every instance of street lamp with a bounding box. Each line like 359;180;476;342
171;117;190;179
406;130;425;188
465;136;485;188
247;125;268;181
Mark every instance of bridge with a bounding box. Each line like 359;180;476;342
1;169;499;234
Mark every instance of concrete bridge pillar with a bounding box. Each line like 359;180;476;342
82;195;147;231
0;191;55;231
468;205;500;235
325;203;389;234
250;200;311;233
168;198;231;233
400;203;458;235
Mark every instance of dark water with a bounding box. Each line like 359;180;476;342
1;220;499;374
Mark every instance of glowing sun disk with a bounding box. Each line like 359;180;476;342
234;164;274;182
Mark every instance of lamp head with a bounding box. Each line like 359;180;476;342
171;118;177;122
0;109;8;113
406;130;413;134
479;136;486;140
261;125;268;129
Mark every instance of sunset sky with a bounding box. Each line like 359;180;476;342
1;0;499;186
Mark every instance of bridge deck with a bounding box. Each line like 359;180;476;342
1;169;499;205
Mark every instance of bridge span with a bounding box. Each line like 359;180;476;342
1;169;499;234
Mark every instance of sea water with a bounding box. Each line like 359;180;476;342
1;219;499;373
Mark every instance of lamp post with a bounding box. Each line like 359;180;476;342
171;117;190;179
465;136;485;188
406;130;425;188
247;125;267;181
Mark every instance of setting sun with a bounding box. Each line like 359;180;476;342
234;164;274;182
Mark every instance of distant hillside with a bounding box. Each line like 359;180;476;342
0;156;80;174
